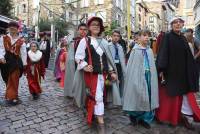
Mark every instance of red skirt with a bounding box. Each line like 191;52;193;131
59;71;65;88
27;70;42;95
84;72;106;125
156;84;200;125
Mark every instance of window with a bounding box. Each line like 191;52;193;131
33;0;40;8
15;6;19;16
65;0;77;7
82;13;88;22
185;0;193;9
120;0;123;10
95;0;104;5
149;16;154;23
116;0;123;10
139;7;141;12
186;15;193;25
149;24;154;31
48;11;53;18
81;0;89;8
116;0;121;8
139;24;141;30
96;11;106;22
117;14;121;26
22;4;26;13
139;14;141;22
69;12;73;20
88;12;95;17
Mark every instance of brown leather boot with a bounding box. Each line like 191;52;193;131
97;123;106;134
181;114;195;130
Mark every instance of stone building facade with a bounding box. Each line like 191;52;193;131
76;0;128;34
176;0;196;29
194;0;200;39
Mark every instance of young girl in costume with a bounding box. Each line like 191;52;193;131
123;30;159;129
26;41;45;100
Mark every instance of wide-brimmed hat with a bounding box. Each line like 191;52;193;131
87;16;104;33
8;21;19;28
170;16;184;24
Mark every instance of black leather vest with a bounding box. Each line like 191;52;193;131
85;38;109;74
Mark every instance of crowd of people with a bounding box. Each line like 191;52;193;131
0;22;52;103
0;16;200;134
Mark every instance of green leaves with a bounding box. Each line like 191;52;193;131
104;21;119;36
38;18;68;38
0;0;13;18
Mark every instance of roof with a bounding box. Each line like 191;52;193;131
0;15;17;23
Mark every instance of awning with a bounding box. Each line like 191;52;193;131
0;15;17;23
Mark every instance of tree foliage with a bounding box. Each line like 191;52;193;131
38;18;51;31
0;0;13;17
53;19;69;38
38;18;69;38
104;21;119;36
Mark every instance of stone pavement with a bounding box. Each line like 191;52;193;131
0;70;200;134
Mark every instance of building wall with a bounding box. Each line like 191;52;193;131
176;0;195;29
12;0;34;26
164;3;176;31
135;3;148;31
12;0;78;27
76;0;112;26
194;0;200;40
194;0;200;26
145;1;162;33
77;0;128;29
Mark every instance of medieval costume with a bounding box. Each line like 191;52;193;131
26;42;45;100
123;43;159;128
73;17;121;128
54;47;62;81
156;31;165;55
40;35;51;68
118;37;127;55
59;50;68;88
0;22;27;105
75;36;121;124
108;42;126;96
64;36;82;97
54;40;67;81
156;17;200;129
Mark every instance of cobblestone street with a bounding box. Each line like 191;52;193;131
0;70;200;134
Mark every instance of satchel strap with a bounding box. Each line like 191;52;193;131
85;37;92;65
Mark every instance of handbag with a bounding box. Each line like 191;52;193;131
105;74;112;86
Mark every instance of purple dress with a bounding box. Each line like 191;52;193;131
54;48;65;80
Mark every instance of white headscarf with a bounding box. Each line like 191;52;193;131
170;16;185;25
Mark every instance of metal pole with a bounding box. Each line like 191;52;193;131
134;0;137;30
127;0;131;45
35;1;40;40
27;0;29;26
